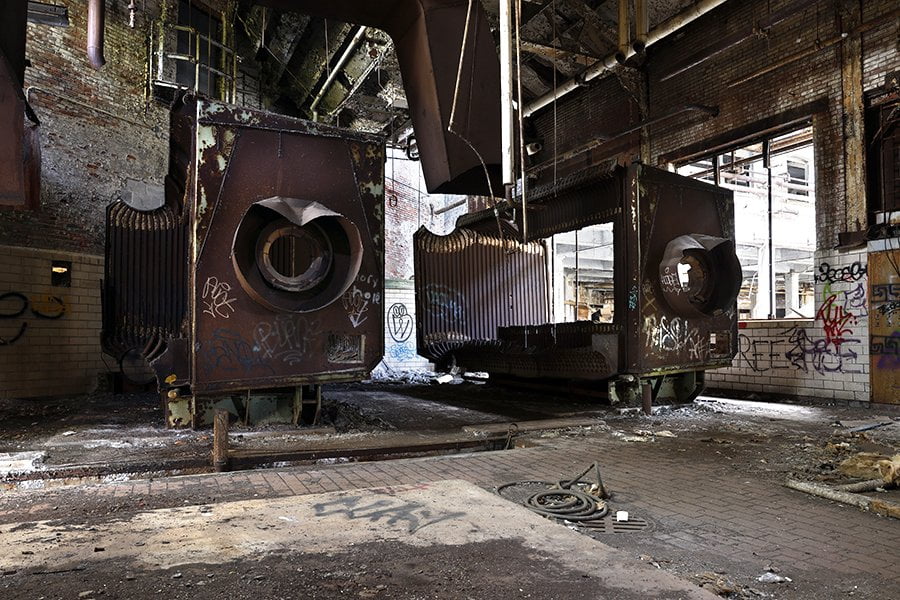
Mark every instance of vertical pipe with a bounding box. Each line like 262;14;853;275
515;0;527;241
574;229;580;320
633;0;649;53
764;139;775;319
499;0;515;185
616;0;630;64
87;0;106;69
642;381;652;415
212;409;229;471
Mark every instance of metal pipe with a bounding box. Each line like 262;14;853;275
524;0;729;117
499;0;515;185
515;0;527;242
642;381;652;416
309;26;367;121
616;0;630;64
633;0;649;54
87;0;106;69
764;139;775;320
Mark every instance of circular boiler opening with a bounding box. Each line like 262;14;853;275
258;222;333;292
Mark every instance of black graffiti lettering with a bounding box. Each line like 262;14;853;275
0;322;27;346
739;334;782;373
0;292;28;319
387;303;413;343
814;261;867;284
0;292;67;346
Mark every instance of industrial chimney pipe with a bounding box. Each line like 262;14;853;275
87;0;106;69
633;0;649;53
615;0;630;64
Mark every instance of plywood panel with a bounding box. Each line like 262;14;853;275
868;249;900;403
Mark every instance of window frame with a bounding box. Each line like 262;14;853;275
675;125;817;322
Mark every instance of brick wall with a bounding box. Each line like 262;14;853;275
385;149;466;280
0;0;172;254
0;245;105;398
381;280;431;371
646;0;896;248
528;0;896;249
706;248;871;403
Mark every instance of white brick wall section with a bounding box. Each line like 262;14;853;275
382;281;432;371
709;248;873;403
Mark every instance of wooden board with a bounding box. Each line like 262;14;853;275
868;249;900;403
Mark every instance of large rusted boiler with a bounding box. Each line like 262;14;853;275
414;163;742;405
102;96;385;426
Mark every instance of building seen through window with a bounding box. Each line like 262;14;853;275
677;126;816;320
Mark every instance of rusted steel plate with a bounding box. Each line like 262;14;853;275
258;0;501;196
0;54;25;206
186;99;385;393
625;164;738;375
0;1;39;209
868;249;900;403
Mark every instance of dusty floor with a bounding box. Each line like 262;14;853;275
0;381;606;479
1;480;716;600
1;383;899;599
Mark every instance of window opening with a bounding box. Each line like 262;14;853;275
550;222;615;323
677;126;816;320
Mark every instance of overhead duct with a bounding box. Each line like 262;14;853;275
0;0;39;209
257;0;502;196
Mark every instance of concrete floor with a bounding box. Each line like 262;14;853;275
1;384;899;599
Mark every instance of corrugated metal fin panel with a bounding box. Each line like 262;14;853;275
102;202;188;361
414;228;550;363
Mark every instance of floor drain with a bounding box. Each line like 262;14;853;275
577;514;651;534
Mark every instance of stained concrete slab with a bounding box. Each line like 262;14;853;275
0;479;716;599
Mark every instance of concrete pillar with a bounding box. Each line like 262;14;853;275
786;270;800;317
751;244;771;320
552;236;567;322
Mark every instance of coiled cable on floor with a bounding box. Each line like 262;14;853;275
496;462;610;523
525;488;609;521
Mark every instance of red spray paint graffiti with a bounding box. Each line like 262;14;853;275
815;294;857;345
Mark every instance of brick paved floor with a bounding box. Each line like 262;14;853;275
2;428;898;599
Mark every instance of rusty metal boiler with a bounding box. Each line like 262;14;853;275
414;163;742;405
102;96;385;426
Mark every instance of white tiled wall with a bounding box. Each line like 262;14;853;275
382;280;432;371
706;248;870;403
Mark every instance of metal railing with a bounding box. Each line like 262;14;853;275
150;22;237;103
